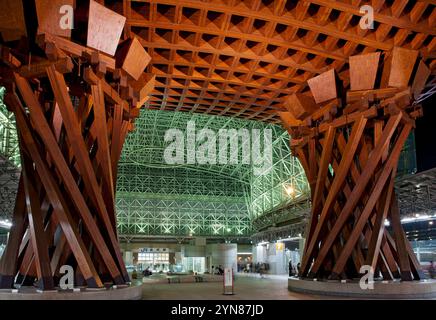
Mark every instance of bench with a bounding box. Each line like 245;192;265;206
167;276;181;284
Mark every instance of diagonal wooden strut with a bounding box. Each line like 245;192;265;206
307;113;403;277
300;116;368;275
13;73;126;284
330;123;412;278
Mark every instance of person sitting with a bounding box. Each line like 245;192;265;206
143;266;152;277
131;269;138;279
259;263;266;278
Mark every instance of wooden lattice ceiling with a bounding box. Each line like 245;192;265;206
102;0;436;123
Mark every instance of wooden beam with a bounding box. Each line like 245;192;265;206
91;81;115;211
87;0;126;56
349;52;380;91
10;77;125;284
303;126;336;250
284;93;318;120
115;36;151;80
308;113;402;277
390;193;413;280
381;47;419;88
11;96;104;288
18;57;74;78
0;176;27;288
331;123;412;277
38;34;116;71
20;151;54;290
307;69;337;104
45;66;129;281
300;116;367;275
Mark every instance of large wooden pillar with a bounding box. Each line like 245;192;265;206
280;49;430;281
0;0;154;289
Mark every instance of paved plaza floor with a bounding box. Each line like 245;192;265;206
142;273;335;300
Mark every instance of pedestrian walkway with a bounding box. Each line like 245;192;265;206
142;274;330;300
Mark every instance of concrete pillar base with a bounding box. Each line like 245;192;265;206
288;277;436;299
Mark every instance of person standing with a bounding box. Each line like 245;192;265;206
259;263;266;278
288;260;294;277
218;265;224;275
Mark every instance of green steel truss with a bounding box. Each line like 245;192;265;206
116;108;309;237
0;87;19;167
0;88;20;220
116;165;252;236
116;196;250;236
250;127;310;220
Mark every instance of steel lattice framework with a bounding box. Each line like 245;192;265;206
0;88;20;220
396;167;436;217
0;88;19;167
116;108;309;237
0;156;19;221
250;127;310;219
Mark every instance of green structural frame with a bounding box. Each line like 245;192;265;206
116;108;309;237
0;87;19;167
250;126;310;220
0;88;20;221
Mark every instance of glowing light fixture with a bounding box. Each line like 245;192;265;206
0;219;12;229
285;184;295;196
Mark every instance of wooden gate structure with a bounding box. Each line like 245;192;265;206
0;0;435;290
0;0;154;289
279;49;430;281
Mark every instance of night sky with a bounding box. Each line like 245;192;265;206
415;94;436;172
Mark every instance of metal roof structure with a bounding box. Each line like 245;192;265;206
396;167;436;217
116;108;309;240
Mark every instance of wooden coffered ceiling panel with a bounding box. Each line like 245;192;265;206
104;0;435;123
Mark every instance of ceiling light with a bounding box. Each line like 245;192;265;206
278;237;301;242
0;219;12;229
285;185;295;196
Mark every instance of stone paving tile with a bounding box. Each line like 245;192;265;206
142;274;337;300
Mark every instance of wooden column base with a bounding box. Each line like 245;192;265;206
0;9;154;289
279;49;430;281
